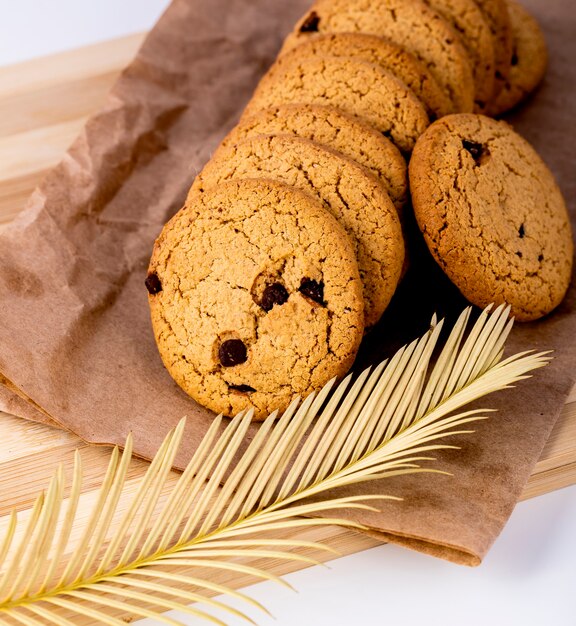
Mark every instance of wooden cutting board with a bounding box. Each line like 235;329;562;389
0;34;575;622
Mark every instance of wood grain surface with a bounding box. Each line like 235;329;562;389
0;34;575;622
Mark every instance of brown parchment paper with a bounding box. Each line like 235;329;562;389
0;0;575;566
0;375;56;426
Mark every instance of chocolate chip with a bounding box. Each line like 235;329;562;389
462;139;483;159
260;283;289;311
219;339;248;367
299;11;320;32
145;272;162;294
462;140;488;165
299;278;325;305
538;254;544;262
511;50;519;66
518;224;525;238
228;384;256;394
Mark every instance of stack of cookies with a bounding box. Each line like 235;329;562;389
146;0;573;419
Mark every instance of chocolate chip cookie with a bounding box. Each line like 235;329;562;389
488;0;547;116
148;179;364;420
243;54;429;153
192;134;405;328
423;0;495;109
283;0;475;113
473;0;513;100
220;103;408;211
278;32;452;119
409;114;573;321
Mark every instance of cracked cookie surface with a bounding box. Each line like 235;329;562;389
487;0;547;116
243;54;429;153
409;114;573;321
148;179;364;420
423;0;495;109
473;0;513;100
282;0;475;114
220;103;408;211
192;134;405;328
278;33;452;119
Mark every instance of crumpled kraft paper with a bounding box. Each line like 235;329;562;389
0;0;574;565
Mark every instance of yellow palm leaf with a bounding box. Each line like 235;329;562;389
0;305;549;624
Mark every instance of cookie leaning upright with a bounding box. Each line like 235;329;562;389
487;0;548;116
282;0;475;114
243;54;429;153
147;179;364;420
473;0;513;101
192;134;405;329
409;114;573;321
423;0;495;110
275;33;453;120
221;104;408;212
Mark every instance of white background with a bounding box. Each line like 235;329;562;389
1;2;575;625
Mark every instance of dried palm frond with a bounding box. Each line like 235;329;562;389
0;305;549;625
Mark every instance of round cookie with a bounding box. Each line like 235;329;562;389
409;114;573;321
192;135;405;328
487;0;547;116
282;0;475;114
423;0;495;109
279;32;452;119
473;0;513;100
148;179;364;420
243;55;429;153
220;104;408;211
